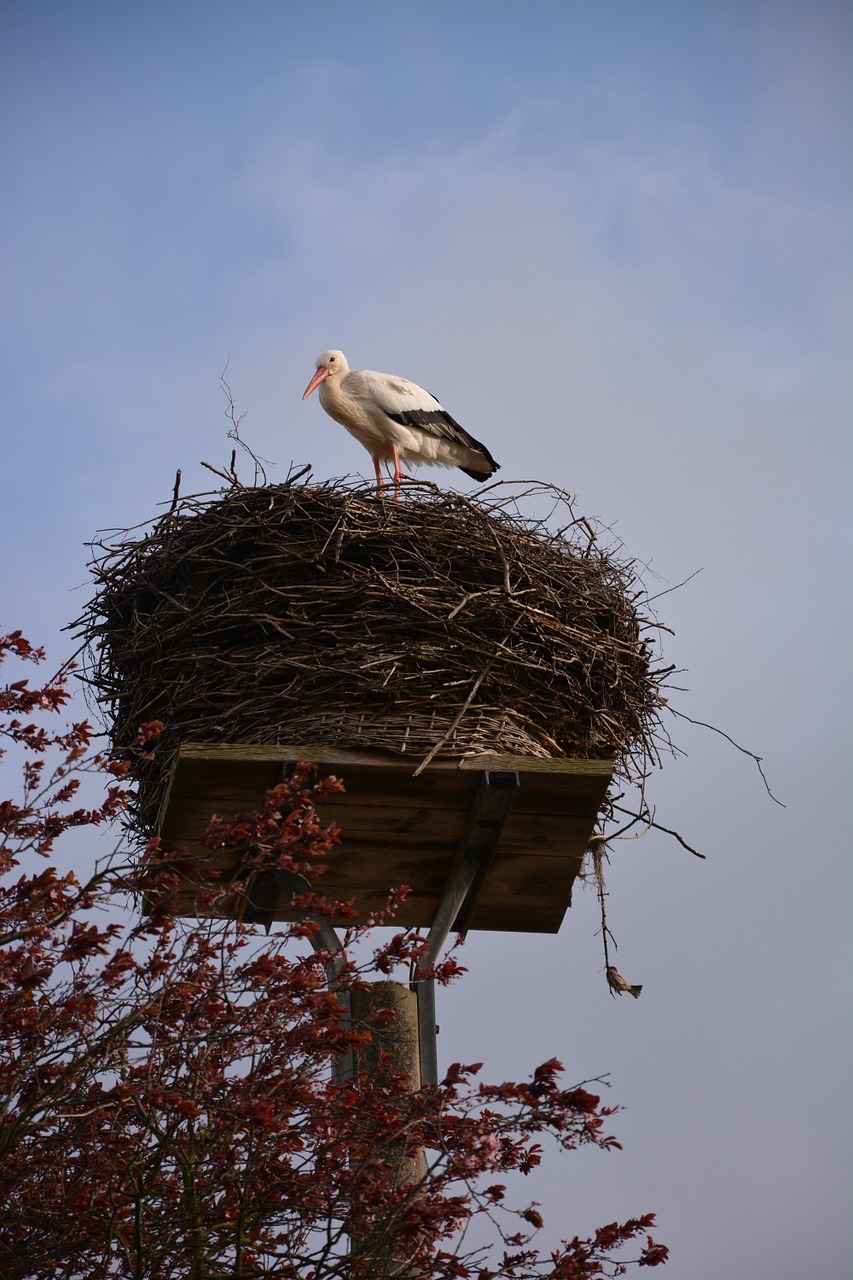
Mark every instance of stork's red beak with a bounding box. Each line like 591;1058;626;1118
302;366;330;399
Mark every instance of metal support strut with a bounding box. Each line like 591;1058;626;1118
271;867;354;1086
412;770;519;1085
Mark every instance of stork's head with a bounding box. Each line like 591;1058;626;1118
302;349;348;399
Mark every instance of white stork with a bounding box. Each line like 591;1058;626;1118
302;350;500;496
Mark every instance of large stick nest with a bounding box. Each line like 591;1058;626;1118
78;477;673;837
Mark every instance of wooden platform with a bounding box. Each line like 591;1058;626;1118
157;744;613;934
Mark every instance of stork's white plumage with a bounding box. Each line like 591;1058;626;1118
302;350;500;495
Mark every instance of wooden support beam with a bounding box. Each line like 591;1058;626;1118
451;770;519;938
267;868;354;1086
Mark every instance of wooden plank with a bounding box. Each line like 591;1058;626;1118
164;763;474;811
499;811;593;848
160;840;584;890
169;891;438;931
469;904;564;934
163;758;284;792
168;884;569;934
161;809;592;867
174;742;441;769
161;760;612;836
155;740;611;935
163;847;584;931
162;799;465;841
162;792;593;844
162;765;608;821
479;849;583;896
158;847;456;898
457;753;612;777
159;866;579;930
172;741;613;779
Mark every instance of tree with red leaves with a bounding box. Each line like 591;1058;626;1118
0;631;668;1278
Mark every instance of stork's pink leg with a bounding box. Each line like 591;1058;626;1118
373;457;384;494
392;445;402;501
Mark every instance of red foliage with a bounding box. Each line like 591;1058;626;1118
0;633;667;1278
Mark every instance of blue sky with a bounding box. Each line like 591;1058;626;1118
2;2;851;1275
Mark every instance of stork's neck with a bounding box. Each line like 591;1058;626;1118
318;369;350;414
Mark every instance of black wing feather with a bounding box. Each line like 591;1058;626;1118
385;407;499;475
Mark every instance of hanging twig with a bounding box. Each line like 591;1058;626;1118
611;803;706;858
589;837;616;979
669;708;784;807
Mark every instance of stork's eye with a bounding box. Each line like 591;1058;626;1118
329;356;336;363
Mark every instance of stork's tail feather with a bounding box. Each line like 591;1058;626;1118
458;455;501;481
